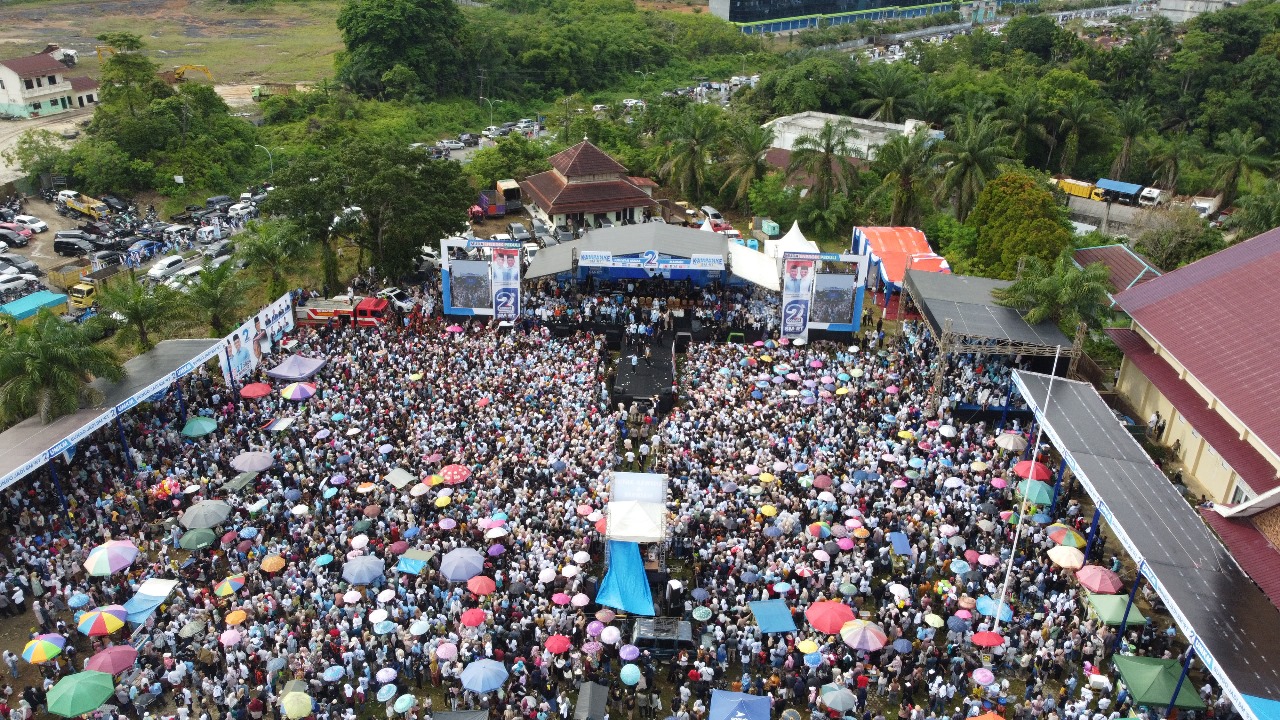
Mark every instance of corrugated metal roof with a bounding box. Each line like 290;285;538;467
1096;178;1143;195
67;76;99;92
0;53;65;78
548;141;627;178
1107;328;1280;495
1073;244;1161;295
1200;508;1280;613
1114;228;1280;457
525;225;727;279
905;270;1072;348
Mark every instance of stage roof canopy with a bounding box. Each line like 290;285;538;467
526;224;726;278
904;269;1072;354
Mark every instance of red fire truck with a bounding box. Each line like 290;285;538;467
294;297;390;327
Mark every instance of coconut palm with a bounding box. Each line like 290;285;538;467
1052;95;1105;176
786;119;860;210
857;63;919;124
999;87;1053;160
1144;133;1201;194
1209;128;1272;210
871;130;938;226
657;104;723;202
0;309;124;424
1109;99;1154;179
237;220;311;300
97;277;181;352
933;113;1013;222
720;122;775;210
179;259;248;337
992;251;1113;331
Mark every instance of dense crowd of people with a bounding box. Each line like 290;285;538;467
0;276;1227;720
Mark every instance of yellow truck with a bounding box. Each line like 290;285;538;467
65;193;110;221
47;259;91;292
67;264;131;310
1051;177;1104;201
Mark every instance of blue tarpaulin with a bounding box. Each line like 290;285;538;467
709;690;771;720
888;531;911;556
596;541;655;616
749;599;797;634
1096;178;1143;196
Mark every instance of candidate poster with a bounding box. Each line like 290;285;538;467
810;273;859;328
489;248;521;320
447;260;493;312
780;256;814;339
219;292;296;387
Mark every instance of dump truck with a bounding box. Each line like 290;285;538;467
47;259;91;291
67;264;131;311
0;290;68;325
252;83;296;101
64;193;110;221
1051;177;1103;201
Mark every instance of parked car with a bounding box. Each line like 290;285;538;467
481;126;500;138
147;255;187;281
507;222;532;242
100;195;129;213
203;240;235;259
128;239;164;258
0;228;28;248
554;224;574;243
438;139;465;151
0;274;39;294
12;215;47;233
592;104;608;112
165;265;204;291
377;287;416;313
458;133;480;146
91;250;125;268
0;254;41;275
55;229;93;242
228;202;255;218
54;238;94;257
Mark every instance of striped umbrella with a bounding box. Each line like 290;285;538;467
1047;523;1086;548
280;382;317;401
22;634;65;663
77;606;127;637
83;540;138;577
214;574;246;597
839;619;888;651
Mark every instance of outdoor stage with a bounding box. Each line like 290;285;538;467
611;341;674;408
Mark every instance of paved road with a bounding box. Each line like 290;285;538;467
0;109;93;186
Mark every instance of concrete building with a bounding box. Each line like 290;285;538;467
763;111;939;167
1157;0;1228;23
1107;228;1280;505
520;140;658;233
0;51;79;118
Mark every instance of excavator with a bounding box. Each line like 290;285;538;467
156;65;214;85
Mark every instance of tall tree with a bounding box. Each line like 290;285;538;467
999;87;1053;161
94;33;171;117
1109;99;1154;180
1209;128;1272;209
1230;179;1280;238
237;221;313;301
857;63;919;124
0;310;124;425
933;114;1013;222
966;169;1073;280
1134;208;1226;271
657;105;723;202
870;130;937;226
786;119;860;211
1052;94;1104;176
992;251;1113;331
1144;133;1201;194
179;259;248;337
97;279;180;352
720;122;775;211
261;150;347;293
336;0;466;98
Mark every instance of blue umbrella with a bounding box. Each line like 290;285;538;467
881;414;897;423
837;373;851;381
342;556;385;584
239;527;259;539
892;639;913;653
460;659;509;693
751;390;763;400
975;596;1013;622
804;652;823;667
755;381;770;389
741;572;758;583
284;489;301;502
337;454;352;465
763;527;782;538
552;461;567;473
946;616;970;633
853;470;868;482
940;458;954;467
795;463;809;472
620;664;641;686
719;368;732;376
68;594;91;609
376;684;397;702
404;527;420;539
908;458;925;469
374;621;397;635
439;548;485;582
691;588;709;601
1031;513;1052;524
323;488;337;499
331;413;347;421
950;560;971;574
313;554;334;567
774;582;792;593
323;666;345;682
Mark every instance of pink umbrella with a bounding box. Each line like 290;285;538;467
813;549;831;562
991;478;1008;489
219;629;241;646
571;593;590;607
885;385;899;395
552;593;571;605
955;609;973;619
576;504;592;516
746;464;760;475
973;668;995;686
436;642;458;660
891;479;908;489
439;518;457;530
809;360;823;368
836;538;855;551
964;549;980;562
545;635;572;654
978;554;999;567
445;325;464;333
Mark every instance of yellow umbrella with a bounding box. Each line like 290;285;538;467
435;496;451;508
760;505;777;517
796;639;819;654
759;472;776;483
427;474;445;486
971;461;988;471
408;373;423;382
924;613;944;628
835;388;850;395
281;691;313;719
225;610;247;626
897;430;915;440
760;355;772;362
853;528;870;539
260;555;286;573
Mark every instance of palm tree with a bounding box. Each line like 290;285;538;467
1052;95;1104;176
1209;128;1272;210
97;278;180;352
238;220;311;300
999;87;1052;160
913;81;952;126
871;130;937;226
857;63;919;124
180;259;248;337
933;113;1013;222
720;122;775;210
992;251;1113;331
1109;99;1154;179
1230;179;1280;237
0;309;124;424
786;119;860;210
1144;133;1200;194
657;105;723;202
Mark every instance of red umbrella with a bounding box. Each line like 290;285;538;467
971;631;1005;648
1013;460;1051;480
388;541;409;555
804;601;855;635
440;464;472;485
460;609;487;627
812;475;833;489
467;576;497;596
544;635;572;654
85;645;138;675
594;517;607;534
1075;565;1124;594
240;383;272;399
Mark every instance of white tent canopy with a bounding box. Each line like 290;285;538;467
605;500;668;543
765;221;821;266
609;472;669;504
728;243;781;292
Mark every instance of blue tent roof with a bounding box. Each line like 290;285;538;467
0;290;67;321
266;354;328;381
596;541;655;616
709;691;771;720
888;531;912;556
748;599;797;634
1245;695;1280;720
1096;178;1143;195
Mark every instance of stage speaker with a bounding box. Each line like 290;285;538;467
605;329;622;352
674;332;692;353
690;319;702;333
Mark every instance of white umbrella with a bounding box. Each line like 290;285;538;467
561;564;580;578
995;433;1028;453
572;551;591;564
938;425;957;438
538;568;556;584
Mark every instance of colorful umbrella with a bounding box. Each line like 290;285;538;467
83;540;139;576
1014;460;1052;480
214;574;246;596
22;634;65;663
77;606;126;636
467;576;497;596
1048;523;1086;547
839;620;887;650
85;645;138;675
544;635;572;654
280;382;317;401
460;608;487;627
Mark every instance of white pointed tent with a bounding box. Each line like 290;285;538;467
605;500;668;543
765;221;821;268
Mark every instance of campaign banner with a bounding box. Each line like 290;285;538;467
219;292;297;387
490;247;521;320
784;251;871;285
781;255;815;339
467;238;524;250
447;260;493;312
577;250;725;271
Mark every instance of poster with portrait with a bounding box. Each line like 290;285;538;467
218;292;297;387
447;260;493;312
489;248;521;320
809;273;858;327
780;256;814;339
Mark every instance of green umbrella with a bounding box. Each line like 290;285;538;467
179;528;217;550
1017;480;1054;506
692;606;713;621
181;416;218;438
353;519;373;533
1112;656;1205;709
1086;593;1148;626
47;671;114;717
224;472;257;492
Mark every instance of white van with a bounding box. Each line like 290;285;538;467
196;225;223;244
165;265;204;291
147;255;186;281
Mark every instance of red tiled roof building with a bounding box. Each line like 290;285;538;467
520;140;657;232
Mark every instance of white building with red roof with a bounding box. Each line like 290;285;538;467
0;48;97;118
